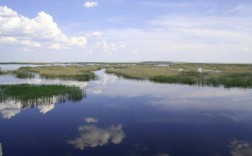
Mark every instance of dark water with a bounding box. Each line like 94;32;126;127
1;70;252;156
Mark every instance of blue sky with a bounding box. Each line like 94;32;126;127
0;0;252;63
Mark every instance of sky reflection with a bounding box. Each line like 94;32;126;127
230;140;252;156
0;74;88;89
67;118;126;150
90;70;252;112
1;70;252;155
0;96;60;119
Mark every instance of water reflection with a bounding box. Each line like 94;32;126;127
0;143;2;156
85;117;98;123
0;100;22;119
0;96;58;119
1;70;252;155
0;74;88;89
0;94;85;119
0;64;41;70
230;140;252;156
68;119;126;150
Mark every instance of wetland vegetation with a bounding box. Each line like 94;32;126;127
0;84;84;104
14;70;35;79
106;63;252;88
16;65;99;81
1;63;252;156
1;62;252;88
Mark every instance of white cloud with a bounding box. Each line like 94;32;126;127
0;6;87;50
84;1;98;8
97;41;117;54
96;14;252;63
68;124;126;150
0;37;42;48
102;41;117;52
0;6;17;17
92;31;102;37
48;43;70;50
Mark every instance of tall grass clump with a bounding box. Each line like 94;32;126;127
0;70;12;75
204;73;252;88
40;72;96;81
149;71;206;85
14;71;35;79
0;84;85;104
150;72;252;88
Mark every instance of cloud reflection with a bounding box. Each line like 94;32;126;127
0;96;60;119
0;143;2;156
68;124;126;150
0;74;88;89
37;104;55;114
0;100;22;119
85;117;98;123
230;140;252;156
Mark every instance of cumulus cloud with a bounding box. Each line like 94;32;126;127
0;5;18;17
0;36;42;48
0;6;87;50
92;31;102;37
97;41;117;54
67;124;126;150
84;1;98;8
48;43;70;50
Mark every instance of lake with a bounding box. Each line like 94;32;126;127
0;69;252;156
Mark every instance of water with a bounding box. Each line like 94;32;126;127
0;70;252;156
0;63;80;70
0;64;42;70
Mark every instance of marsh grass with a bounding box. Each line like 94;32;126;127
204;73;252;88
0;70;13;75
2;63;252;88
18;65;99;81
40;72;96;81
106;64;252;88
149;71;206;85
150;72;252;88
14;71;35;79
106;65;177;79
0;84;84;104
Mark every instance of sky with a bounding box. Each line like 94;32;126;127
0;0;252;63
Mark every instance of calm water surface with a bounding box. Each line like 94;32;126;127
0;70;252;156
0;64;42;70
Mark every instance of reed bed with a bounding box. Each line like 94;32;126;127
0;84;84;103
106;64;252;88
17;65;99;81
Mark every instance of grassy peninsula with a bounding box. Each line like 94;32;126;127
106;63;252;88
16;65;100;81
